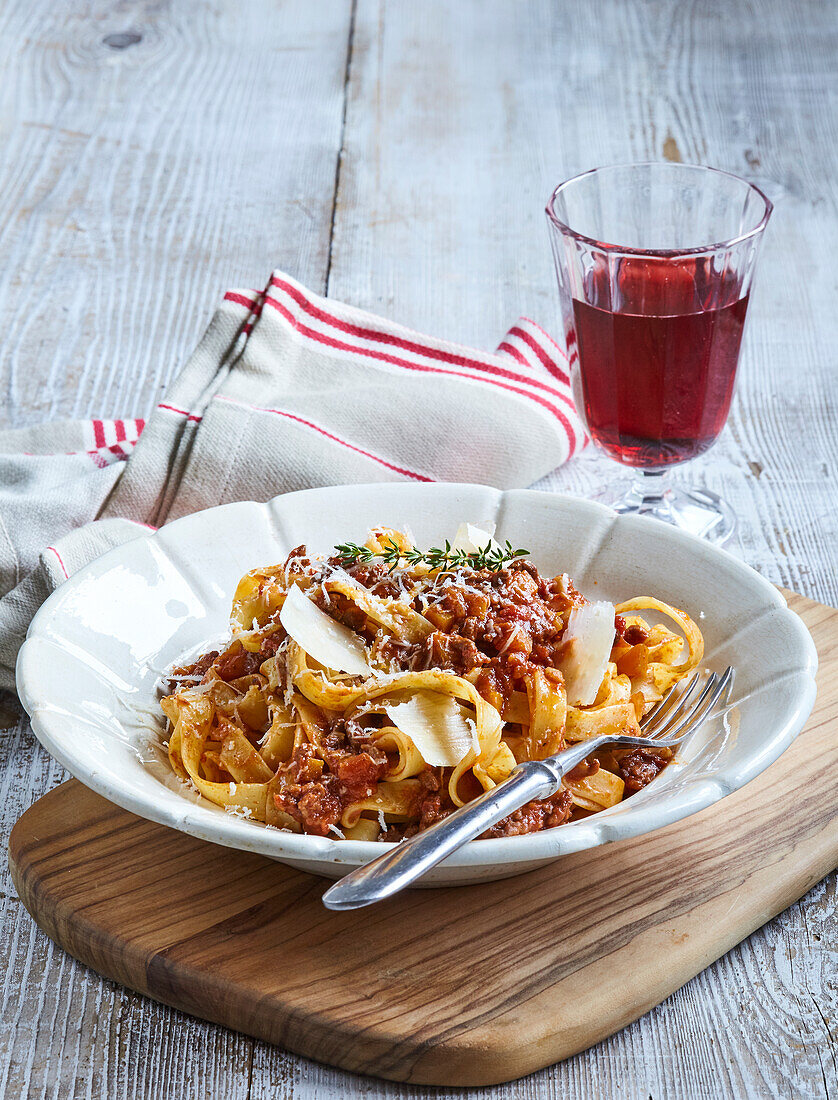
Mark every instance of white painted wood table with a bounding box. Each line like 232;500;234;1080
1;2;835;1097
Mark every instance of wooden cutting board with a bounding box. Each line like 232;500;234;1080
8;590;838;1087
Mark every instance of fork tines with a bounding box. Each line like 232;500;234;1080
641;667;735;743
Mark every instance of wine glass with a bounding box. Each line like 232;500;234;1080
546;163;772;543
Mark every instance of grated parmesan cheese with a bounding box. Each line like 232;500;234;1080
496;625;522;656
225;805;253;819
183;680;217;696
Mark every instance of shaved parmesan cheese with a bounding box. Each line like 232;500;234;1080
384;691;475;767
561;600;616;707
279;583;370;676
451;522;500;555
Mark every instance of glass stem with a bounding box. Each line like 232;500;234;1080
629;468;668;511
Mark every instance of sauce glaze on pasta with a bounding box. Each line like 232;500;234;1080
160;527;703;840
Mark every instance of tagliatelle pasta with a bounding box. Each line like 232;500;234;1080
160;526;703;840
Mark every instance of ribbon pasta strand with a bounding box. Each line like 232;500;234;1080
161;531;704;840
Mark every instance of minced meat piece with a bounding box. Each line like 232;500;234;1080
619;748;670;792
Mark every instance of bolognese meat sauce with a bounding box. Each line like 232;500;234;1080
168;543;680;840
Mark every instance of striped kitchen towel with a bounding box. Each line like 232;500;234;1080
0;270;585;691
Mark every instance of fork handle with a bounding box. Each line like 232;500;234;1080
321;741;603;911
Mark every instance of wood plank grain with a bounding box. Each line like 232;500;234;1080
0;1;352;1097
1;0;836;1097
0;0;354;432
8;592;838;1088
324;8;838;1087
330;0;838;610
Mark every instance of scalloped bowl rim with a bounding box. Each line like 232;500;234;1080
16;484;818;875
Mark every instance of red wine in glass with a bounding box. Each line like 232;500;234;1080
568;256;750;468
546;164;772;544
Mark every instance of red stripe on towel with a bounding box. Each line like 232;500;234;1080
46;546;69;579
496;341;531;368
157;403;203;423
506;325;570;386
216;396;433;482
269;275;576;411
224;291;263;312
261;295;578;453
523;318;569;361
507;325;570;386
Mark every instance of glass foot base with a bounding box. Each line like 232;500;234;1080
593;478;736;545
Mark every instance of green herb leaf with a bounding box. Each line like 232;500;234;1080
333;541;376;564
334;536;530;572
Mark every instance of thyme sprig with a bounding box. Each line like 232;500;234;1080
334;537;530;573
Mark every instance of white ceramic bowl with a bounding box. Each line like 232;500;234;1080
17;484;817;884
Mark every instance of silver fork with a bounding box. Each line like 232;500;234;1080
322;667;734;910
